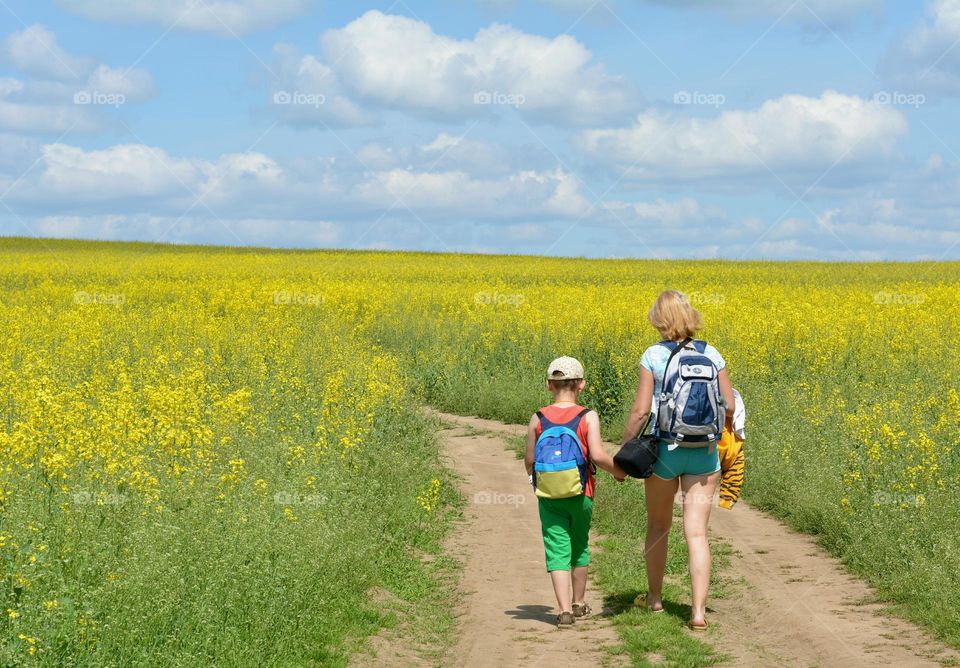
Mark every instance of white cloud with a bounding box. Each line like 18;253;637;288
1;24;91;81
86;65;156;101
348;133;545;177
0;26;155;134
577;91;908;186
56;0;311;35
2;139;592;226
884;0;960;96
0;81;102;133
3;134;958;260
36;143;205;199
268;45;379;128
269;11;636;127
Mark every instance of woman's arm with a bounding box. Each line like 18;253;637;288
585;411;626;481
524;414;538;476
622;367;654;443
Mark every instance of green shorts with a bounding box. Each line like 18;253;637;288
652;440;721;480
538;495;593;572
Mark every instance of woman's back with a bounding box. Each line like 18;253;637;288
640;340;726;413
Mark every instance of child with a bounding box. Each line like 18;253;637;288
717;388;746;509
524;356;626;628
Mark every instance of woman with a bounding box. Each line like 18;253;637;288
622;290;735;630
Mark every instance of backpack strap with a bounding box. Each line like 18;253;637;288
566;407;591;427
567;407;594;471
655;337;692;437
536;409;558;430
691;340;707;354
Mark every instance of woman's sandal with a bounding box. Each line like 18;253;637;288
687;619;708;631
572;602;592;618
635;593;664;613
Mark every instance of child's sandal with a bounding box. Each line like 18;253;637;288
572;602;592;618
556;611;575;628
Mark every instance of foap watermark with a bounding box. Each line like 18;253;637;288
273;290;325;306
74;90;126;108
273;491;327;506
74;290;125;306
71;491;128;506
473;290;526;307
688;291;726;305
272;90;326;108
873;291;926;306
873;491;925;507
473;90;526;108
674;90;726;108
473;490;526;507
872;91;926;109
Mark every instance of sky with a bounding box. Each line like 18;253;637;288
0;0;958;260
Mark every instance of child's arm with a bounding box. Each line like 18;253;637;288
585;411;626;481
524;414;538;476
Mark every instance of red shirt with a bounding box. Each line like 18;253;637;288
535;404;595;498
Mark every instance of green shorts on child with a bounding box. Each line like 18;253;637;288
538;495;594;572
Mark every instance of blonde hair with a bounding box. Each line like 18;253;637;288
648;290;703;340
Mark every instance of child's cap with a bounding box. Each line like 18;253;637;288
547;356;584;380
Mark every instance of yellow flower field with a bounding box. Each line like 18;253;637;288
1;239;958;661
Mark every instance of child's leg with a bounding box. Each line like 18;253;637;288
572;566;588;604
568;496;594;605
549;570;573;613
539;499;574;613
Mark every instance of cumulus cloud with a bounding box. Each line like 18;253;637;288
0;25;155;134
1;24;92;80
55;0;311;35
884;0;960;96
1;138;594;227
268;10;637;127
576;91;908;187
36;143;206;200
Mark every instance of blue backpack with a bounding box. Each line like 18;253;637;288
533;408;592;499
655;339;724;444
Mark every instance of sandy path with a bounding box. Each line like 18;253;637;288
431;410;960;668
437;419;625;667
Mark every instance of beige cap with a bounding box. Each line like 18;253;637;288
547;356;584;380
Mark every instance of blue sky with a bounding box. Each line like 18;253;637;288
0;0;958;259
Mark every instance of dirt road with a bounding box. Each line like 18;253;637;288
430;411;960;668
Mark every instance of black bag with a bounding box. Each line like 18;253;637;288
614;415;659;479
614;338;691;479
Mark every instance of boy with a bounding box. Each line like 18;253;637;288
525;356;626;628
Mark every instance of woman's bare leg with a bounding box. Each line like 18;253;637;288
644;475;679;609
680;470;721;624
